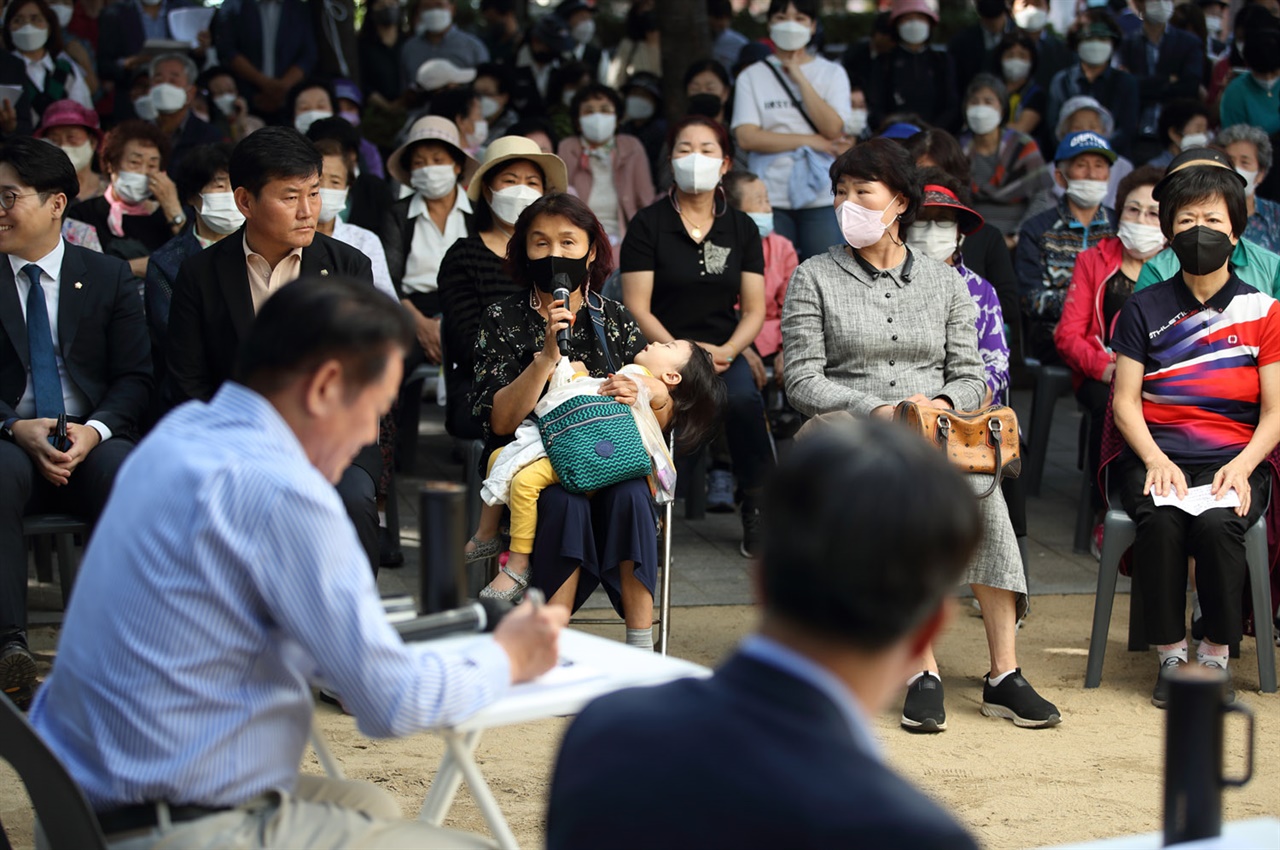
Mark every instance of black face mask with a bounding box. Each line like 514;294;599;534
529;254;590;293
976;0;1007;18
1171;225;1235;276
373;5;399;26
687;93;723;118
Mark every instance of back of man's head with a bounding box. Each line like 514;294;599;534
229;126;322;199
760;419;982;651
234;275;413;398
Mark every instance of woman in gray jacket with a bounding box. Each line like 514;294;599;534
781;138;1061;734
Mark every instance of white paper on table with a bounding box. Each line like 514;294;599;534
1152;484;1241;516
507;658;607;699
168;7;214;47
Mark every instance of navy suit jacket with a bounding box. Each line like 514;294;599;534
0;245;152;437
97;0;198;84
212;0;317;88
1118;27;1204;120
547;652;979;850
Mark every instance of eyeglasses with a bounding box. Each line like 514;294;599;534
0;190;43;210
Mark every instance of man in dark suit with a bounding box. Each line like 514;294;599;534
96;0;199;120
547;419;985;850
948;0;1016;95
0;137;152;706
167;127;383;572
1118;6;1204;164
213;0;317;117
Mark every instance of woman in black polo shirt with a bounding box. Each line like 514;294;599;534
621;115;771;557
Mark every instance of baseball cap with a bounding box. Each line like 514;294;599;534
415;59;477;93
1054;130;1117;165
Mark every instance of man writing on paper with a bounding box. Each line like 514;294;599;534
31;276;567;848
547;419;982;849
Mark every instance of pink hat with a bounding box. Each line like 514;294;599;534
890;0;939;23
34;99;103;144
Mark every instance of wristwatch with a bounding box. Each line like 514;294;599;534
170;212;187;228
1;417;17;439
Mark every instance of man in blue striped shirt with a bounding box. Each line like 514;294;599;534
31;276;566;848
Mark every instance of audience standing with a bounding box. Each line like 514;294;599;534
1218;124;1280;254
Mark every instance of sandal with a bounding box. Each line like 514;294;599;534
465;535;502;563
479;566;530;602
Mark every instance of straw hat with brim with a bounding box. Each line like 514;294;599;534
1152;148;1248;203
387;116;479;187
467;136;568;202
920;184;984;235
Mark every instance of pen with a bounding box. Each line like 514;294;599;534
525;587;545;610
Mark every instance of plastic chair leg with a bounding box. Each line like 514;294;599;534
55;533;77;609
33;537;53;583
1127;569;1149;652
684;448;707;520
1245;522;1277;693
1086;514;1134;687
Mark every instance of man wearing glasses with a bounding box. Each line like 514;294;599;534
0;136;151;708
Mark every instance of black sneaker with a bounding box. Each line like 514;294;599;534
1199;658;1236;705
1;640;37;710
981;668;1061;728
901;673;946;733
739;504;761;558
379;526;405;568
1151;656;1187;709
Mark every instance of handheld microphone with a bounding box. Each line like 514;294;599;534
552;274;572;356
394;597;513;642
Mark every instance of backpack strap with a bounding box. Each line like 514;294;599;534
587;291;617;374
756;59;820;135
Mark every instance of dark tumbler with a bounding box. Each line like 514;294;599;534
418;481;469;615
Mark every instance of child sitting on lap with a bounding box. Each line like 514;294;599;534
467;340;723;601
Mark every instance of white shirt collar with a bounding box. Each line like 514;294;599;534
9;237;65;284
408;187;471;220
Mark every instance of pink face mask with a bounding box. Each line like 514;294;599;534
838;195;900;249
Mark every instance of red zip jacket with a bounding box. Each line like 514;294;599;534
1054;236;1125;390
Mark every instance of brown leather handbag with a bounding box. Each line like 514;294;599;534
894;402;1021;498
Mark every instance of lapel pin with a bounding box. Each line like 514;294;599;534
320;269;329;277
74;281;82;289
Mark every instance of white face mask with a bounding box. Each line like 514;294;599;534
479;95;502;120
317;187;349;223
1013;6;1047;30
769;21;812;52
1206;15;1222;36
1238;167;1259;197
1117;220;1165;258
838;195;900;249
747;211;773;238
907;220;960;262
966;104;1002;135
11;24;48;52
150;82;188;114
1078;40;1113;67
625;95;655;122
60;141;93;173
1144;0;1173;25
213;92;238;115
845;108;868;137
50;3;72;27
466;120;488;149
1002;57;1032;82
672;152;723;194
1065;178;1108;207
1179;132;1211;151
410;164;457;199
489;184;542;225
113;170;151;203
897;19;931;46
572;19;595;45
294;109;333;135
417;7;452;35
580;112;616;144
199;191;245;234
133;94;158;122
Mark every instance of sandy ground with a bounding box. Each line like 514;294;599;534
3;595;1278;849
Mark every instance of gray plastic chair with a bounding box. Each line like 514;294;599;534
1085;507;1277;693
0;695;107;850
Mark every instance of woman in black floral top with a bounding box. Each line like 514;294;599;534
471;193;657;643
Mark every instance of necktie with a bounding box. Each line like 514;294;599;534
23;263;65;419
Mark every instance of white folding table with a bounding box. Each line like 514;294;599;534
312;629;709;850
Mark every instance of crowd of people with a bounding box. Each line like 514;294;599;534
1;0;1278;844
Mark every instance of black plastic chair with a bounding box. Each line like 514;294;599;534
22;514;88;609
0;695;107;850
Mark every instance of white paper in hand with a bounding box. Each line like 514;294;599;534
1151;483;1241;516
168;7;214;47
